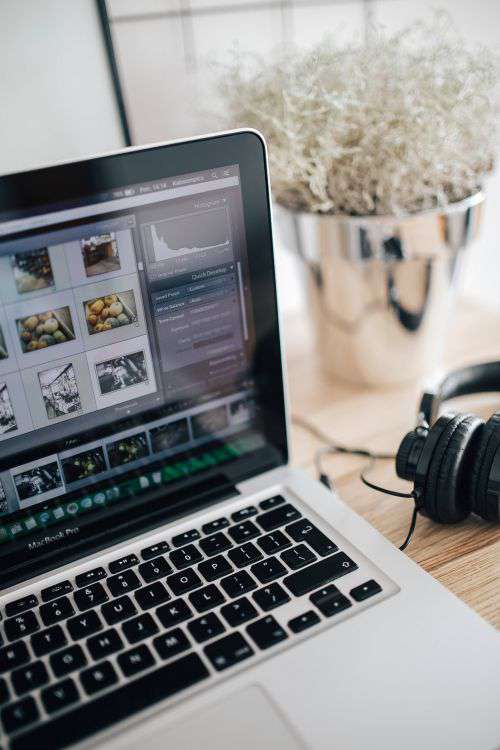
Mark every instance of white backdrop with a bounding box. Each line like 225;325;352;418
0;0;124;175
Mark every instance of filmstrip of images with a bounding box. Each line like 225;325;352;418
1;397;254;510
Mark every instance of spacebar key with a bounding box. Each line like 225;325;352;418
11;653;209;750
283;553;358;596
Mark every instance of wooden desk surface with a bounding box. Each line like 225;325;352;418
285;300;500;628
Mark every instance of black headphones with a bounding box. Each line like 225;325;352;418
395;362;500;524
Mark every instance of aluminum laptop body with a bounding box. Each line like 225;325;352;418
0;131;498;750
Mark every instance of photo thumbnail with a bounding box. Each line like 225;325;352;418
62;446;107;484
150;418;189;453
107;433;149;468
81;233;121;277
0;482;7;515
38;363;82;420
0;383;17;435
16;306;75;354
11;248;55;294
0;326;8;361
192;404;229;439
13;460;63;502
84;290;138;336
95;350;149;395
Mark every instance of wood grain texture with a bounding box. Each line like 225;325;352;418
285;300;500;628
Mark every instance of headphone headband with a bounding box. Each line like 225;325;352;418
419;361;500;425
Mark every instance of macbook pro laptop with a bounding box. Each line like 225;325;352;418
0;130;498;750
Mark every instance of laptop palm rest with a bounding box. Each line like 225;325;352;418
115;685;308;750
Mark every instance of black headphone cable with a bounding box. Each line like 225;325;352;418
291;414;421;551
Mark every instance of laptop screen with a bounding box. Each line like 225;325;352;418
0;136;287;585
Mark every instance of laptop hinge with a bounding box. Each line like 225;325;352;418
0;474;240;591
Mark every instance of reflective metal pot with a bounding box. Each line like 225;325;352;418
275;193;485;385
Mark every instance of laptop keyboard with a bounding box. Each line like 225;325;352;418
0;495;387;749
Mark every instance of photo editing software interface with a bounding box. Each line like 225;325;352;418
0;165;263;548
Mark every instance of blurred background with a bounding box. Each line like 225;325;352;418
1;0;499;313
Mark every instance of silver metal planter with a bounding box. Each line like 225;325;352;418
275;193;485;386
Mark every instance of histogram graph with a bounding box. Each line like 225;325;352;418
144;208;231;261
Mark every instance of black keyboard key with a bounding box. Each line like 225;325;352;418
4;612;40;642
122;613;158;645
231;506;257;522
188;613;225;643
41;581;73;603
156;599;192;630
202;517;229;534
310;585;352;617
288;610;321;633
198;554;233;582
257;530;291;555
281;544;317;570
0;677;10;705
138;557;172;583
11;654;208;750
67;611;102;641
251;556;288;584
227;521;260;545
74;583;109;612
220;597;258;627
135;582;170;610
246;615;288;651
41;678;79;715
172;529;200;547
259;495;286;511
39;596;74;626
153;629;191;661
109;554;139;574
75;567;106;588
204;632;254;672
189;584;225;613
257;503;301;532
141;541;170;560
198;532;232;557
285;519;338;557
80;660;118;696
253;583;290;612
284;553;358;597
220;571;257;598
87;628;123;660
118;644;155;677
227;542;262;568
50;644;87;677
1;695;39;734
107;570;141;598
5;596;38;618
350;579;382;602
167;568;202;597
170;544;203;570
31;626;66;657
0;642;30;673
12;661;49;696
101;595;137;626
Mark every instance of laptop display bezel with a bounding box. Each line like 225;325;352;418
0;130;288;587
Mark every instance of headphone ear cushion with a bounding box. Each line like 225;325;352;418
470;412;500;521
424;414;483;523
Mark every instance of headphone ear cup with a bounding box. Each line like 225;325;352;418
423;414;483;523
469;412;500;522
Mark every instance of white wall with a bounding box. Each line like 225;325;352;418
0;0;124;175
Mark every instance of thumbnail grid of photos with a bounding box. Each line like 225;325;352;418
0;224;154;440
4;395;255;510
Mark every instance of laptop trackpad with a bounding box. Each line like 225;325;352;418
127;685;307;750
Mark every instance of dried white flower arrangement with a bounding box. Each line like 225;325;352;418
217;14;499;215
